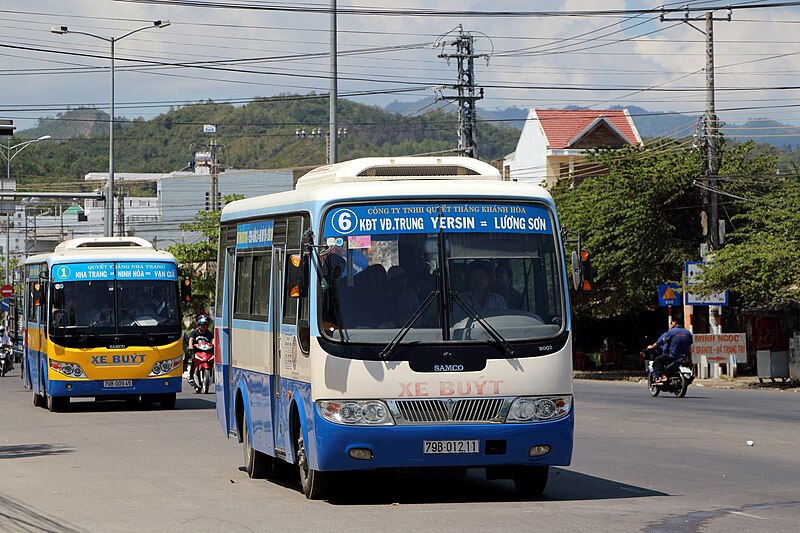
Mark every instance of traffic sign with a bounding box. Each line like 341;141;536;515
0;284;13;298
657;283;681;306
685;262;728;306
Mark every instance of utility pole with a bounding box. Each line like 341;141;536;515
210;140;220;211
661;7;730;252
437;25;488;158
662;8;731;378
329;0;338;164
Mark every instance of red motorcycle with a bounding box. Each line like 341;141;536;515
191;340;215;394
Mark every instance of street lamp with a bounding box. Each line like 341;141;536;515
1;135;52;284
52;20;170;237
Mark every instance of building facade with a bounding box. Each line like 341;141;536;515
504;109;643;187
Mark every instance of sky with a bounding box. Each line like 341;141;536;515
3;0;800;143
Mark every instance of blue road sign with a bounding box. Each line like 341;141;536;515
657;283;682;307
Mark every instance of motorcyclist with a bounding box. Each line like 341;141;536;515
647;319;693;383
0;325;13;371
187;315;213;385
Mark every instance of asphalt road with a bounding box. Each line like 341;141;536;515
1;368;798;533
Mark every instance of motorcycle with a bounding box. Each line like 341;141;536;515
0;344;12;377
645;346;694;398
190;340;215;394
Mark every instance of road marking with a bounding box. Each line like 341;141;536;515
728;511;767;519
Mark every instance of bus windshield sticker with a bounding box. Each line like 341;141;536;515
236;220;274;249
51;262;177;282
347;235;372;249
116;262;178;281
324;203;552;237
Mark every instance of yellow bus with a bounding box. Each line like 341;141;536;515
23;237;183;411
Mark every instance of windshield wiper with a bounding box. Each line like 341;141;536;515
78;307;113;344
450;291;516;358
379;290;439;361
120;308;156;345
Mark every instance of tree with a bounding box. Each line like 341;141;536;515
168;194;243;315
553;140;703;318
699;174;800;309
552;139;778;318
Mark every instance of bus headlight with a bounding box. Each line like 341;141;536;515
149;356;183;376
49;359;87;379
506;396;572;423
317;400;395;426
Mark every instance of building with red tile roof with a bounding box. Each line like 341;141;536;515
504;109;643;187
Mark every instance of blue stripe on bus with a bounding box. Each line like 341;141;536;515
229;366;573;472
47;377;181;397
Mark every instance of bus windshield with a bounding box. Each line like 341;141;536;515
319;202;564;348
49;262;181;347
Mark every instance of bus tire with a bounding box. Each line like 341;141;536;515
33;390;45;407
243;420;271;478
513;466;549;498
297;432;330;500
159;393;176;410
47;395;69;413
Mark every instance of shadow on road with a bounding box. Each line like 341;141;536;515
0;444;74;460
0;494;87;533
252;466;667;505
34;395;216;413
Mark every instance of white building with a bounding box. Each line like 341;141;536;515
8;166;295;257
504;109;643;188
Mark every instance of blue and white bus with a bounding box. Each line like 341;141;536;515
215;157;588;498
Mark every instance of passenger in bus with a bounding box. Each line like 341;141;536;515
493;263;524;310
75;291;112;326
353;264;396;327
454;261;507;322
387;266;420;323
128;292;155;318
448;262;468;293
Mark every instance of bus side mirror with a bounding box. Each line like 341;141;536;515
33;282;42;307
181;277;192;302
288;254;308;299
571;249;593;291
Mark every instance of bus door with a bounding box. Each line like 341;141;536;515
218;245;236;436
270;246;287;457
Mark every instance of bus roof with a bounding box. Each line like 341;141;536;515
24;237;176;266
221;157;553;223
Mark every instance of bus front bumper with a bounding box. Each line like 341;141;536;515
310;410;574;472
47;377;182;397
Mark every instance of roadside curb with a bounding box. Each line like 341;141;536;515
573;371;800;391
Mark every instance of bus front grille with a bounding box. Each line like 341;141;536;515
388;398;511;425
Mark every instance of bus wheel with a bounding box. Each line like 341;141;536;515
159;393;176;410
297;432;330;500
33;390;45;408
242;420;271;478
47;395;69;413
513;466;549;498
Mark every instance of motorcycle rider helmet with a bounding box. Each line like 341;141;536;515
196;315;209;326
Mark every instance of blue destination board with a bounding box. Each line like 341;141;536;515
323;203;553;237
51;262;177;282
237;220;274;249
116;262;178;281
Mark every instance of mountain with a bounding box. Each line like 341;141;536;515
385;99;800;149
13;96;521;187
20;107;113;140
